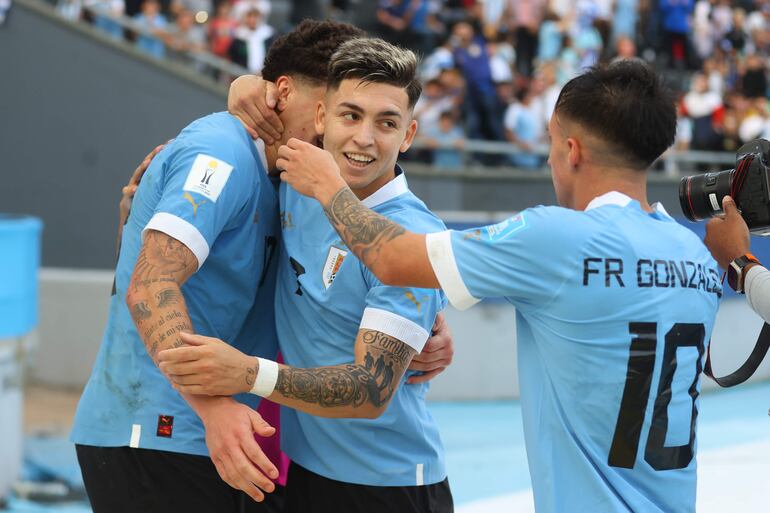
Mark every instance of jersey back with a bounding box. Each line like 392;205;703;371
428;193;721;512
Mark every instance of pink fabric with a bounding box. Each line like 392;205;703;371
254;353;290;486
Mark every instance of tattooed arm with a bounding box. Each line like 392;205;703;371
125;230;278;501
159;328;417;419
277;138;439;288
125;229;197;362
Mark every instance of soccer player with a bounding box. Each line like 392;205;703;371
70;20;365;513
158;39;453;513
277;61;722;512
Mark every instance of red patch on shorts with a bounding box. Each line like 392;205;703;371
156;415;174;437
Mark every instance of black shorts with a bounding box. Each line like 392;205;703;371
284;462;453;513
75;444;284;513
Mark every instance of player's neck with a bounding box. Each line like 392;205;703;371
264;142;279;175
576;170;652;213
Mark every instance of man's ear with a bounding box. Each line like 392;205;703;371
274;76;292;111
399;119;419;153
567;136;581;169
315;101;326;138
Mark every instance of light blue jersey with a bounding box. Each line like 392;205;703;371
71;112;280;456
426;192;721;512
276;168;448;486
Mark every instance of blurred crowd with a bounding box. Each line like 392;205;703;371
52;0;770;170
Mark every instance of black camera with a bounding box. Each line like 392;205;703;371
679;139;770;235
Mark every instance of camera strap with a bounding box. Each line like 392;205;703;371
704;322;770;387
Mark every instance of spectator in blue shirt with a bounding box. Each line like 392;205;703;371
134;0;168;59
450;20;505;163
659;0;696;69
419;111;466;170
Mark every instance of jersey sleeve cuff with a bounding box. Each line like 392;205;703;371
360;307;430;353
143;212;210;270
425;231;479;311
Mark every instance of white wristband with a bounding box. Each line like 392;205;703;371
250;358;279;397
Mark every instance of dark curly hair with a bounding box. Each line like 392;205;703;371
261;19;365;86
554;60;676;170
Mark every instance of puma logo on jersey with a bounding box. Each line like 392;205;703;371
405;291;430;313
405;291;422;313
323;247;348;289
183;192;206;216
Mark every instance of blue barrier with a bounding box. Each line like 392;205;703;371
0;215;43;339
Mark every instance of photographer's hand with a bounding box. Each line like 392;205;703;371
705;196;751;269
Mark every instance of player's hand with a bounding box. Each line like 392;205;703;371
228;75;283;144
705;195;751;269
407;312;454;384
119;143;165;226
277;138;347;204
198;397;278;502
158;332;256;396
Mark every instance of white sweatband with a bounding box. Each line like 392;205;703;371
745;265;770;325
250;358;279;397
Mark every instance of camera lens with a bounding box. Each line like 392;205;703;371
678;169;735;221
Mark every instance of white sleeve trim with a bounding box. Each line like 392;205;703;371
143;212;210;270
360;307;430;353
745;265;770;324
425;231;479;311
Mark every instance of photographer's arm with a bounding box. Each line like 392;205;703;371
705;195;770;323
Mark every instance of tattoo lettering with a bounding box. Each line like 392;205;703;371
156;288;180;307
276;330;415;410
362;331;412;366
323;188;405;266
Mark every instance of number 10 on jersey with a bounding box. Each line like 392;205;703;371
609;323;706;471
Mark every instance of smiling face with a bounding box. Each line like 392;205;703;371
316;78;418;199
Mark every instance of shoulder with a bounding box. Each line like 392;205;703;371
177;113;249;155
523;204;595;230
169;113;256;179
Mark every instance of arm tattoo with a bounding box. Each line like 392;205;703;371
276;330;415;410
127;231;195;363
132;231;195;290
155;288;181;307
276;365;376;408
131;302;152;322
323;188;405;267
246;364;257;387
361;331;412;367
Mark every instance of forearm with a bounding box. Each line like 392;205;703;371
745;265;770;324
127;278;192;363
127;278;232;415
266;363;388;419
317;183;438;288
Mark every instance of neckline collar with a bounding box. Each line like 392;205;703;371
584;191;672;218
361;165;409;208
